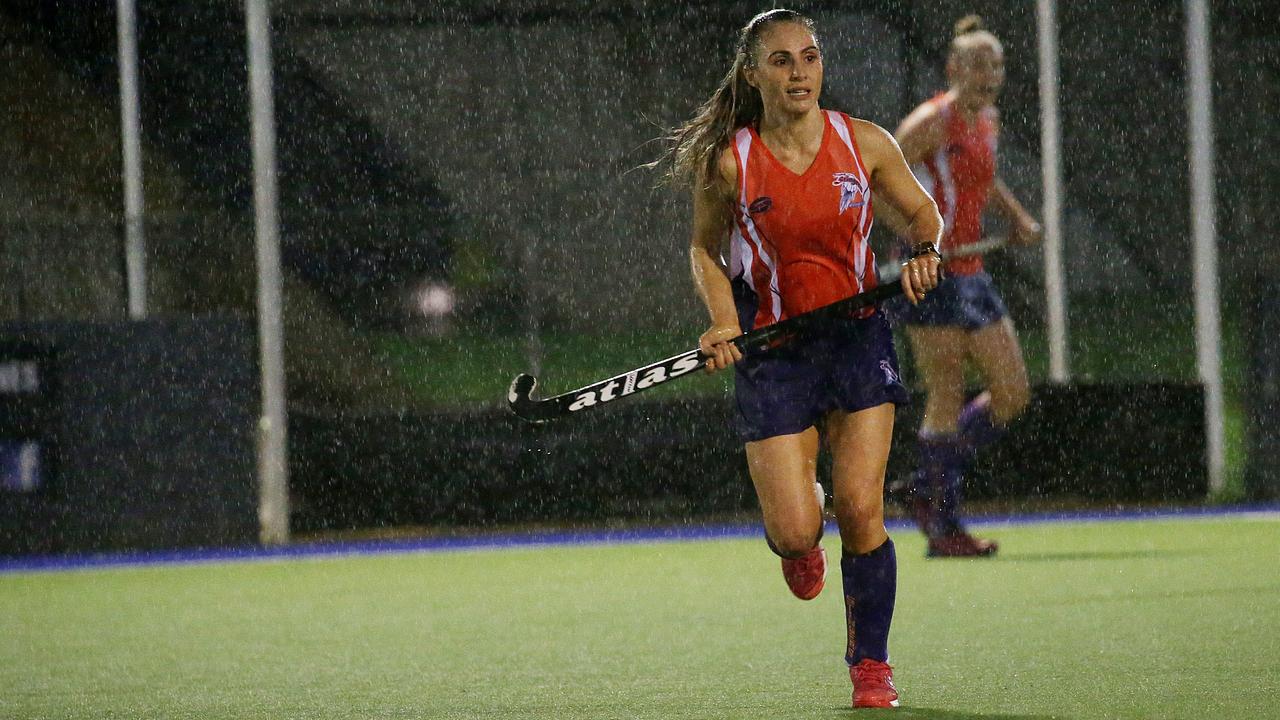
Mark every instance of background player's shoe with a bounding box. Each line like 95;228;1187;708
885;475;940;540
926;532;998;558
781;546;826;600
850;658;900;709
911;496;936;537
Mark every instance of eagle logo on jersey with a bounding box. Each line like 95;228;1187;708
832;172;867;213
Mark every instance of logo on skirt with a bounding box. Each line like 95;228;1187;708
879;360;901;386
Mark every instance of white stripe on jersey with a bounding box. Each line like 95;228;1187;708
733;127;782;323
931;147;957;244
730;129;753;280
932;104;958;247
828;110;855;154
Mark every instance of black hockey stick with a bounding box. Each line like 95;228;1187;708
507;281;905;424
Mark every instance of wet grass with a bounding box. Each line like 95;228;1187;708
2;515;1276;719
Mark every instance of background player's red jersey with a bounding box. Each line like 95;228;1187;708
914;93;996;276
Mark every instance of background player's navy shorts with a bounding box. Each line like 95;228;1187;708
893;270;1008;330
733;310;910;442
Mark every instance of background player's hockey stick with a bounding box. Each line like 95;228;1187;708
947;234;1007;258
508;281;904;424
877;235;1007;281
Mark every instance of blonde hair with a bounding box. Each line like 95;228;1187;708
651;9;818;188
950;14;1003;58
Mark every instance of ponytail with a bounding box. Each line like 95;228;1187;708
651;9;816;189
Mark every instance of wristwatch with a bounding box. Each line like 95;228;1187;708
908;242;942;261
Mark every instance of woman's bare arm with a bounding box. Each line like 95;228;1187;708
690;149;744;372
855;119;944;304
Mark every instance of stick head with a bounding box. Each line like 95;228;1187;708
507;373;554;424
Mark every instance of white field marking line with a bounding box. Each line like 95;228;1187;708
964;510;1280;531
7;508;1277;576
1235;511;1280;522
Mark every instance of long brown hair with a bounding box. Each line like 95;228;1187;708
652;9;818;188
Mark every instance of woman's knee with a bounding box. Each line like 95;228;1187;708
833;492;884;533
767;523;824;558
835;496;888;554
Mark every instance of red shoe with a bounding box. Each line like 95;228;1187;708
927;532;998;558
850;658;900;709
780;546;826;600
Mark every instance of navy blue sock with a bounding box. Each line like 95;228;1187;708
842;538;897;665
911;434;941;500
958;396;1006;453
915;434;965;536
938;468;964;534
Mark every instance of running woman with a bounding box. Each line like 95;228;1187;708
654;9;943;709
892;15;1042;557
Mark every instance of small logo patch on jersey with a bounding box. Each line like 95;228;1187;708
832;172;867;213
748;196;773;215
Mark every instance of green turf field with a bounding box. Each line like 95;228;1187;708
3;515;1276;719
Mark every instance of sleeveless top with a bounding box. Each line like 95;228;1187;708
911;93;997;276
729;109;878;330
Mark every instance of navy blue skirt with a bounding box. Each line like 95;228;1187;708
892;271;1008;331
733;310;910;442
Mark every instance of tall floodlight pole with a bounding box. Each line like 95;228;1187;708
1037;0;1069;382
116;0;147;318
1185;0;1225;493
245;0;290;544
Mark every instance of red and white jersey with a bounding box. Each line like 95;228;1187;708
729;110;878;330
913;93;997;276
